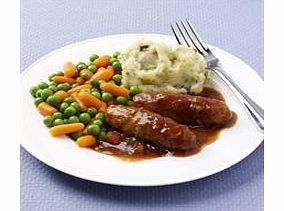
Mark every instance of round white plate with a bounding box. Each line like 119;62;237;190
21;33;264;186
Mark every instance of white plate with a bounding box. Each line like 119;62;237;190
21;33;264;186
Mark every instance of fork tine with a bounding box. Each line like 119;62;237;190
175;22;191;48
180;20;203;55
170;24;181;45
185;19;209;51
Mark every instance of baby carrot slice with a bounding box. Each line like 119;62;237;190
100;82;130;97
91;66;114;81
54;90;69;102
37;102;58;116
78;91;103;109
76;77;85;85
76;135;97;147
63;62;77;78
93;55;111;68
99;101;107;113
52;76;76;84
67;84;92;95
49;123;85;137
71;93;88;112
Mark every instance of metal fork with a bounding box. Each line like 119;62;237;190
171;20;264;133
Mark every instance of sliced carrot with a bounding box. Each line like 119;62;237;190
82;127;88;135
63;62;77;78
76;77;85;85
71;93;88;112
52;76;76;84
79;69;93;78
54;90;69;102
76;135;97;147
91;66;114;81
49;123;85;137
37;102;58;116
93;55;111;68
78;91;103;109
67;84;92;95
100;82;130;97
99;101;107;113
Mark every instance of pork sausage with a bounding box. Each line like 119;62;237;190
105;105;199;151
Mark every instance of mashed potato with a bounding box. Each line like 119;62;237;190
120;39;208;94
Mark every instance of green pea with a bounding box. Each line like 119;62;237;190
48;73;56;81
49;82;58;86
64;97;74;105
53;119;64;126
112;61;122;71
71;83;79;88
30;86;40;97
81;72;91;80
46;95;60;107
120;84;130;89
34;97;43;107
90;78;100;87
109;80;116;84
63;119;69;124
48;85;58;93
112;51;120;58
109;57;118;65
64;106;77;117
43;116;53;127
79;113;91;124
91;87;99;92
87;124;101;135
88;64;97;73
93;119;103;127
76;62;87;71
35;89;42;98
89;54;99;62
95;112;105;122
101;92;113;102
87;107;97;117
116;96;127;105
92;91;101;99
97;131;106;141
60;102;69;113
130;85;141;95
70;102;80;113
70;131;83;140
86;61;93;66
55;71;64;76
112;74;122;85
52;112;63;120
41;88;53;100
38;81;49;89
57;83;71;91
68;116;80;123
82;88;91;93
127;100;134;106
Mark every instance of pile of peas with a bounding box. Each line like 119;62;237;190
29;51;141;143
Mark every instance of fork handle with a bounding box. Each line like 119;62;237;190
212;67;264;133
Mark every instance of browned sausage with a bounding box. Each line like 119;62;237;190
105;105;199;151
133;92;233;127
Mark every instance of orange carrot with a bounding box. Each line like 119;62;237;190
37;102;58;116
49;123;85;137
100;82;130;97
71;93;88;112
80;69;93;78
63;62;77;78
93;55;111;68
54;90;69;102
82;127;88;135
78;91;103;109
67;84;92;95
76;135;97;147
99;101;107;113
52;76;76;84
76;77;85;85
91;66;114;81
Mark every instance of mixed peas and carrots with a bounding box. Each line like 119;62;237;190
30;52;141;148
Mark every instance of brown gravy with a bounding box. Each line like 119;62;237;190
94;87;237;161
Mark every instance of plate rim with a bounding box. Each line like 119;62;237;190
21;33;264;186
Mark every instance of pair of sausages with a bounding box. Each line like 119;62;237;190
105;92;233;151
